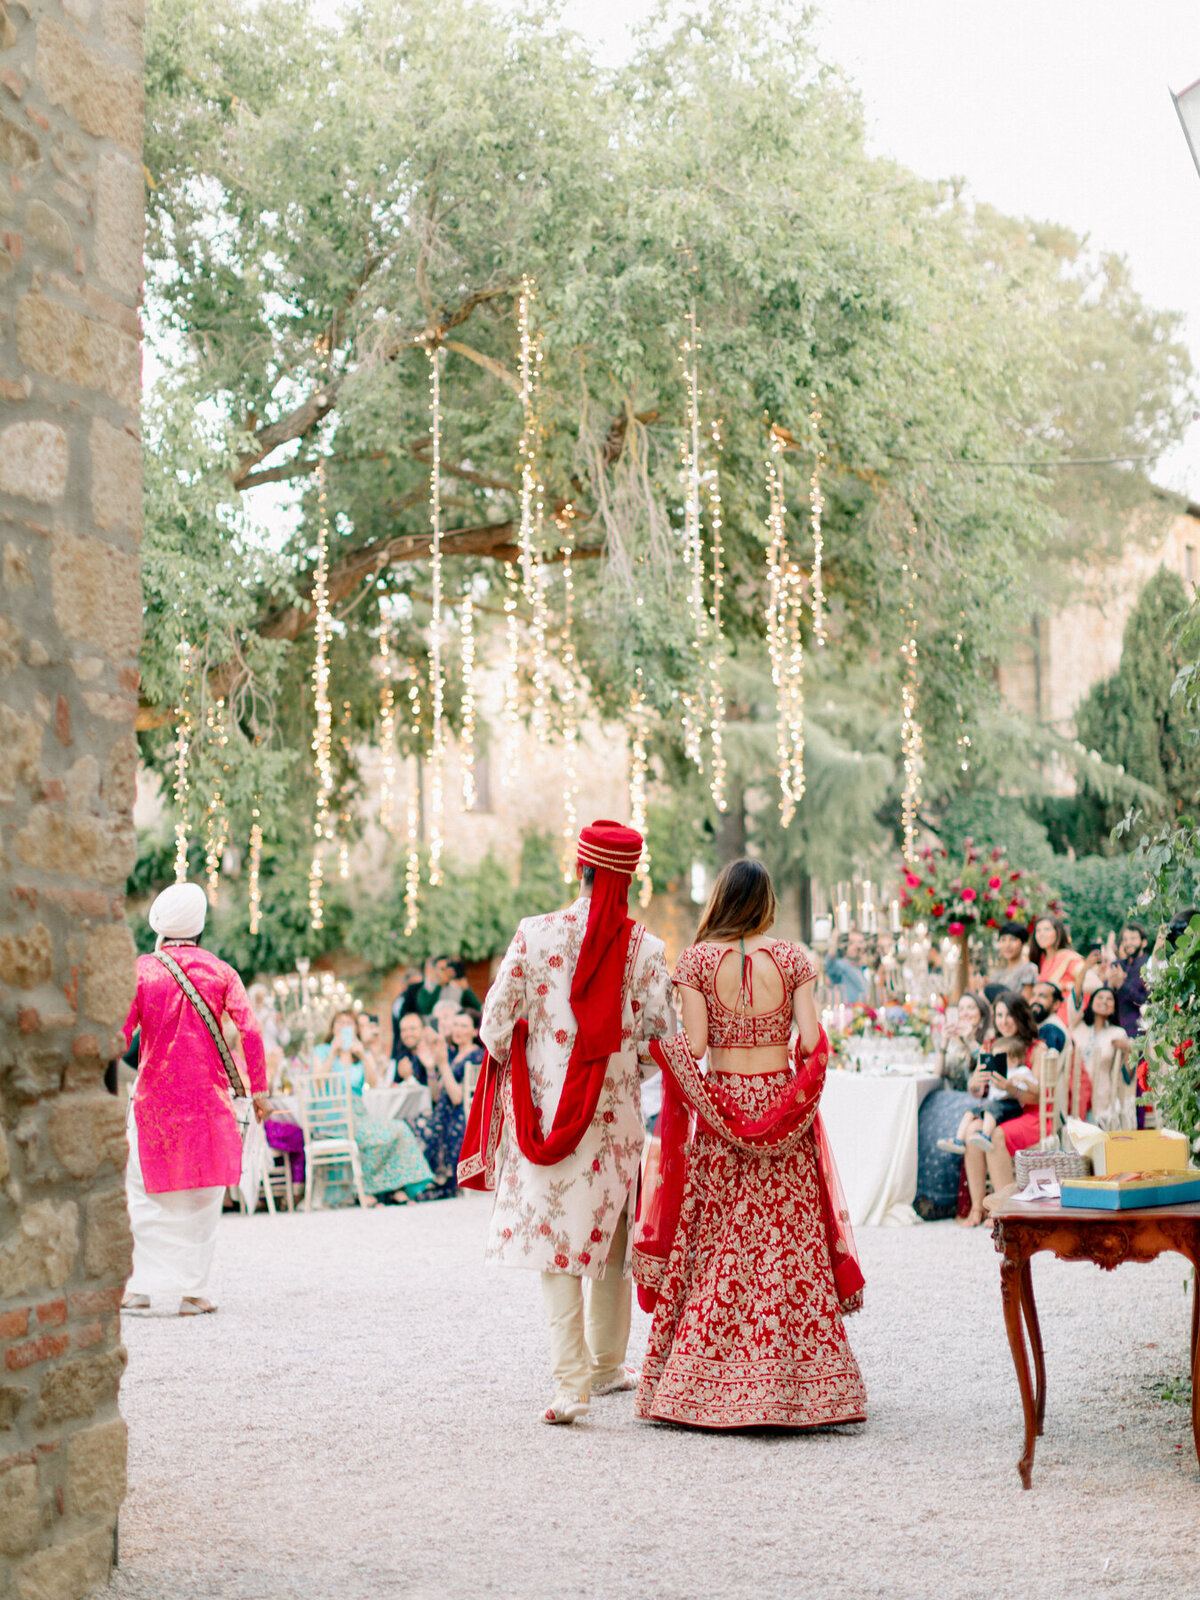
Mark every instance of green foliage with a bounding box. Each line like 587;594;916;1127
1076;569;1200;819
139;0;1195;882
1142;915;1200;1156
1054;856;1142;950
938;794;1059;879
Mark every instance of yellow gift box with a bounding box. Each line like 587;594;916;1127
1089;1130;1189;1177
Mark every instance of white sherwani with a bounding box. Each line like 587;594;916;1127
480;896;674;1278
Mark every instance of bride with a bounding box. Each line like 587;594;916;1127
634;858;867;1430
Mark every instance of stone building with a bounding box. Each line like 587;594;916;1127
0;2;142;1595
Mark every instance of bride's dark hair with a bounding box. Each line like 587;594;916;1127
694;858;776;944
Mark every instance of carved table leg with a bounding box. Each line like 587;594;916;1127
1018;1255;1046;1435
1000;1251;1038;1489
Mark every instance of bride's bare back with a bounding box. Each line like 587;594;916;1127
675;934;821;1075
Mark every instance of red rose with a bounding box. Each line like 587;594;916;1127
931;902;945;917
603;1110;615;1123
591;1228;603;1242
948;921;965;936
554;1253;569;1269
991;847;1002;861
962;888;977;903
1174;1038;1193;1066
1009;871;1021;882
988;876;1002;890
904;871;921;889
578;1252;591;1266
985;918;998;929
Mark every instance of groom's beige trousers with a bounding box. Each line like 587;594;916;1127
540;1210;630;1399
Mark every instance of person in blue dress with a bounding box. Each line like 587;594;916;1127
312;1010;433;1205
412;1010;482;1198
915;991;994;1220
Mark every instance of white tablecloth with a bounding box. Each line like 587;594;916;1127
820;1072;941;1227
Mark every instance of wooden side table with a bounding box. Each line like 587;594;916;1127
991;1198;1200;1488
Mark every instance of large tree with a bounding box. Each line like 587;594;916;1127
139;0;1194;882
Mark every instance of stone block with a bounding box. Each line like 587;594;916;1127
0;1460;39;1556
0;1386;26;1430
0;1200;79;1299
94;151;141;300
102;734;137;812
82;1187;131;1281
4;541;34;589
26;199;73;263
0;1308;29;1339
88;416;140;535
7;1043;66;1102
16;294;139;409
0;615;20;676
34;1346;125;1426
5;1332;70;1370
0;704;42;803
0;111;39;169
0;922;53;989
0;421;68;504
81;923;134;1027
34;21;141;152
50;529;141;659
101;0;143;58
65;1416;125;1521
47;1092;126;1179
13;808;137;883
14;1525;112;1600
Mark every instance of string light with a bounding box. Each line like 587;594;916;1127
629;670;652;909
517;276;550;744
203;697;229;906
559;511;579;881
248;805;263;935
680;307;707;770
427;342;445;886
765;431;804;826
500;561;521;790
460;586;477;811
404;667;422;936
900;554;924;863
707;419;727;813
953;619;970;773
337;698;352;881
172;637;194;882
377;619;398;833
309;462;334;930
809;397;827;647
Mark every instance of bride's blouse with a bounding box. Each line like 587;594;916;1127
672;940;816;1050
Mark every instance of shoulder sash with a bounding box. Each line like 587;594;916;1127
152;949;248;1098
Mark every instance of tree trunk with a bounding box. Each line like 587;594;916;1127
797;874;813;943
952;930;970;1000
715;788;746;861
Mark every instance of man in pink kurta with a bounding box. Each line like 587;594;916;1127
122;882;268;1314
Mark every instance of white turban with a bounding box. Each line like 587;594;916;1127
149;881;208;940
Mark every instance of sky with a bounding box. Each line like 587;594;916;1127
558;0;1200;501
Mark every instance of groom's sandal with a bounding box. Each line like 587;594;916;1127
543;1392;589;1425
178;1297;218;1316
591;1367;639;1396
121;1294;150;1312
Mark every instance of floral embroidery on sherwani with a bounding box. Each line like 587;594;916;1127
480;896;674;1278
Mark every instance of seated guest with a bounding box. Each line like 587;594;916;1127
392;1010;428;1084
825;933;868;1004
411;1011;480;1199
960;992;1044;1227
1072;986;1133;1129
396;957;450;1022
987;922;1037;1001
916;990;994;1220
312;1010;433;1205
1028;981;1068;1052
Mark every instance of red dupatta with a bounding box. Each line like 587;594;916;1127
632;1025;864;1314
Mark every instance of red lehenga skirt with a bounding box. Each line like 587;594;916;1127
635;1070;867;1430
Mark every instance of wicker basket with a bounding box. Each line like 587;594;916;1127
1014;1146;1091;1185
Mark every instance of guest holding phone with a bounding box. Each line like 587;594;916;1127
960;992;1045;1227
313;1010;433;1204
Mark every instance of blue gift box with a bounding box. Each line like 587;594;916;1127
1060;1172;1200;1211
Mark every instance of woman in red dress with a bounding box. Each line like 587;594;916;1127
634;859;866;1430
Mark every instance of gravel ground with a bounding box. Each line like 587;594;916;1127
97;1194;1199;1600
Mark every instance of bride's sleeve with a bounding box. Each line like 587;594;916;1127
672;944;704;992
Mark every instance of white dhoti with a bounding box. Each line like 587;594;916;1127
126;1109;225;1301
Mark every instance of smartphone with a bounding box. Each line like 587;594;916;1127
338;1025;356;1050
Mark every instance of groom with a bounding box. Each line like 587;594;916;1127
460;820;674;1424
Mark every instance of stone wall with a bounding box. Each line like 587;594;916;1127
0;0;142;1595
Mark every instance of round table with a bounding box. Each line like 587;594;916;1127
820;1068;941;1226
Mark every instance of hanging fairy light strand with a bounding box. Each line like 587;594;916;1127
765;431;805;826
248;803;263;936
680;307;708;770
172;637;195;883
706;418;728;813
629;669;652;909
900;554;924;863
404;666;422;937
460;586;477;811
558;509;580;882
517;277;551;743
308;463;334;930
337;699;352;881
426;342;445;887
377;620;398;834
808;397;827;647
203;697;229;906
500;561;521;790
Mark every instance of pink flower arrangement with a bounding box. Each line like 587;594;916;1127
898;839;1060;938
